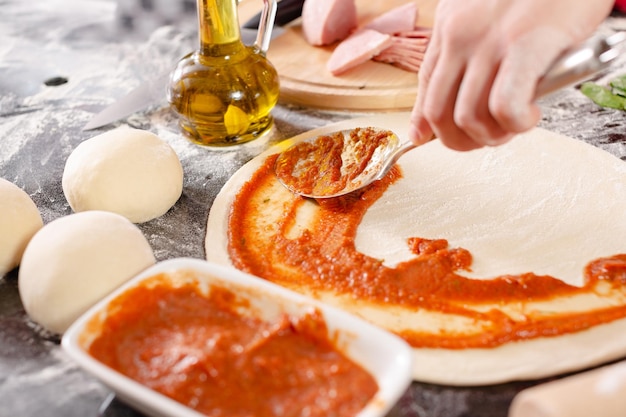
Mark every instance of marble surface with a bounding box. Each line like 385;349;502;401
2;1;626;416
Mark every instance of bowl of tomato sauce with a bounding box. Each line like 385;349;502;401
62;257;413;417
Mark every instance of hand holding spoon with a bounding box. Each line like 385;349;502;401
275;32;625;199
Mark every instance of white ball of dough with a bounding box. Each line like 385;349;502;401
18;211;156;334
62;127;184;223
0;178;43;276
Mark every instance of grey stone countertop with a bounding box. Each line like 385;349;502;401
2;1;626;416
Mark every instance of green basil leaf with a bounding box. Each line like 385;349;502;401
580;82;626;110
610;74;626;96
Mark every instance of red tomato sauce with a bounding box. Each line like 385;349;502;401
87;273;378;417
228;153;626;349
275;127;393;196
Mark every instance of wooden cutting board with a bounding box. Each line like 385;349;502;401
262;0;438;112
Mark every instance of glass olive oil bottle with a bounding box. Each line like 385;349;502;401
167;0;279;146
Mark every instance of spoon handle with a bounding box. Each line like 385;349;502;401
374;140;418;181
535;32;625;97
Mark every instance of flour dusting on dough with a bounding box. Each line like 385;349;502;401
356;129;626;287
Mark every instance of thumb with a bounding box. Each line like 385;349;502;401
409;104;435;145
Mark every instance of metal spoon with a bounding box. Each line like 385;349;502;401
275;32;625;199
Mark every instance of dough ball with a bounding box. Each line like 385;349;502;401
0;178;43;277
62;127;184;223
18;211;156;334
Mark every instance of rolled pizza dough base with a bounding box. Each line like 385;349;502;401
205;112;626;385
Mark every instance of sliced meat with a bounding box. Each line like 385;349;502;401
373;28;432;72
301;0;358;46
363;2;418;35
326;29;393;75
374;48;424;72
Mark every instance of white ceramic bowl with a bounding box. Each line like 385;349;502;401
62;258;413;417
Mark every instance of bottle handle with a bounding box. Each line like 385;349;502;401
254;0;277;54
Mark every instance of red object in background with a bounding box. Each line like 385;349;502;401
616;0;626;13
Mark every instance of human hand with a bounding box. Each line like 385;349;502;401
409;0;614;151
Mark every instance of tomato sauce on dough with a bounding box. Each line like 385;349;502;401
87;273;378;417
227;153;626;349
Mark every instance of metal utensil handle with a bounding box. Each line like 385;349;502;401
535;32;625;97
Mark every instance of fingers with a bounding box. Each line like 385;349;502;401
408;106;434;147
490;27;571;133
408;26;440;147
412;25;509;151
410;30;546;151
408;0;614;153
410;19;483;151
453;40;514;148
423;47;485;151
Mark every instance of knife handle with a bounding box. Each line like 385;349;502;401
243;0;304;29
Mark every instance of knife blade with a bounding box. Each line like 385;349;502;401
82;28;261;131
82;71;171;131
83;1;303;131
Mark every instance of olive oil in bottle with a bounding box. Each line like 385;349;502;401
167;0;279;147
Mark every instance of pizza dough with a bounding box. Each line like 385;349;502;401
205;112;626;385
0;178;43;277
18;211;156;334
62;127;183;223
355;126;626;285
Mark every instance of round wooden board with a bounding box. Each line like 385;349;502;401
266;0;437;112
